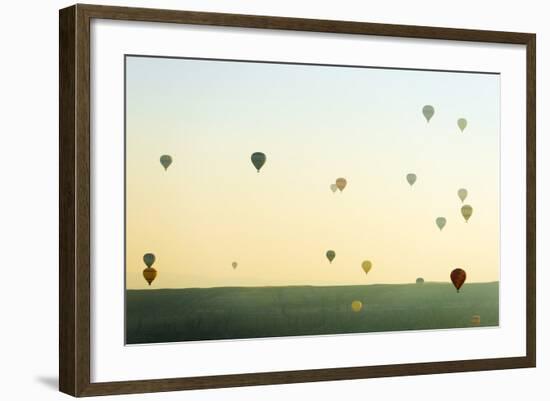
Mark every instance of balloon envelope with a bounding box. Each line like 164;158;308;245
461;205;473;222
361;260;372;275
143;267;157;286
160;155;172;171
335;178;347;192
326;250;336;263
351;300;363;312
143;253;155;268
251;152;266;172
471;315;481;325
232;261;238;269
422;105;435;122
436;217;447;231
457;118;468;132
330;183;338;193
450;268;467;292
458;188;468;203
406;173;417;186
416;277;425;284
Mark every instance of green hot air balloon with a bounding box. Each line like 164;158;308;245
232;261;238;270
406;173;417;186
160;155;172;171
436;217;447;231
457;118;468;132
461;205;473;222
330;183;338;193
422;105;435;122
251;152;266;173
416;277;425;285
143;253;156;268
326;250;336;264
458;188;468;203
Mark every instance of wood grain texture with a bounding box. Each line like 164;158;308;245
59;3;536;397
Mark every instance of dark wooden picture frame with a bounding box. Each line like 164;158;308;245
59;3;536;397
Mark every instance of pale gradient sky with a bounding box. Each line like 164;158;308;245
125;56;500;289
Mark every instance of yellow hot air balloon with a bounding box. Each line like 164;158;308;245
335;178;347;192
351;300;363;312
461;205;473;222
361;260;372;276
471;315;481;325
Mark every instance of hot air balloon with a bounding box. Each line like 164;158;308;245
251;152;266;173
422;105;435;122
330;183;338;193
160;155;172;171
326;250;336;264
457;118;468;132
232;261;238;270
450;268;466;292
142;253;157;286
416;277;425;285
351;300;363;312
361;260;372;276
335;178;347;192
406;173;417;186
461;205;473;222
458;188;468;203
436;217;447;231
143;253;155;268
471;315;481;325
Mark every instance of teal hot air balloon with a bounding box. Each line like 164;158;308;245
160;155;172;171
436;217;447;231
406;173;417;186
326;250;336;264
143;253;156;268
251;152;266;173
457;118;468;132
422;105;435;122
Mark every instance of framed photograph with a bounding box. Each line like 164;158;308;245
59;4;536;397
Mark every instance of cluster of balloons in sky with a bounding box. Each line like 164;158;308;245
144;105;471;303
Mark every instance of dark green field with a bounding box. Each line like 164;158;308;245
126;282;499;344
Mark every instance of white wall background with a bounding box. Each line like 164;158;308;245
0;0;546;400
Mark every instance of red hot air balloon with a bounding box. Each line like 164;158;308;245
450;268;467;293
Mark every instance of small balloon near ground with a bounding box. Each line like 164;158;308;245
450;268;467;293
416;277;424;285
351;300;363;312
